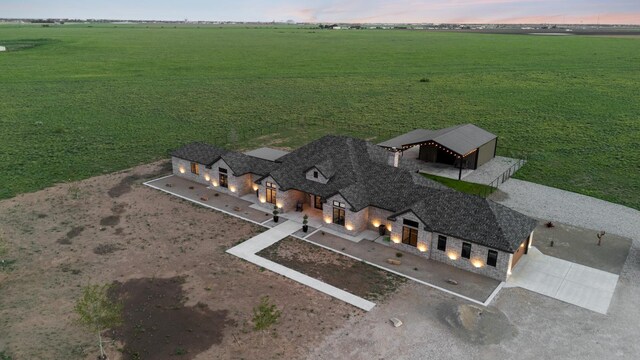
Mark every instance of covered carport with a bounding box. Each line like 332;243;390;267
378;124;497;180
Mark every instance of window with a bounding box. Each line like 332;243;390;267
333;200;345;208
266;182;276;204
333;207;345;226
219;173;228;188
190;162;199;175
487;250;498;267
461;242;471;259
313;171;319;179
402;219;419;228
314;195;323;210
437;235;447;251
402;226;418;247
219;167;227;173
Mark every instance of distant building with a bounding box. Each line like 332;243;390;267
0;46;6;52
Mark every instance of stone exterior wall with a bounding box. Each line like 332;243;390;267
305;168;330;184
255;176;305;213
366;206;394;233
388;211;432;259
172;157;210;186
428;231;512;281
209;158;254;196
390;211;514;281
323;194;368;236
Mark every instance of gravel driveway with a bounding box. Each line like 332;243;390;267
490;179;640;242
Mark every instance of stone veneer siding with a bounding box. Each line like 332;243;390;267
172;157;254;197
388;211;432;259
366;207;394;233
389;211;519;281
305;168;330;184
209;158;253;196
256;176;306;213
322;194;368;236
172;157;211;186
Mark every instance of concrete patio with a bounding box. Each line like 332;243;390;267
505;247;619;314
397;146;523;185
304;231;501;304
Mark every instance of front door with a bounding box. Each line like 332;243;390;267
314;195;323;210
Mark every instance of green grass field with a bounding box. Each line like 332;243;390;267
421;174;496;197
1;24;639;209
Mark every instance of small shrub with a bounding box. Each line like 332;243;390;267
383;236;390;243
545;221;554;228
419;77;430;83
395;252;403;258
253;296;281;331
174;347;187;355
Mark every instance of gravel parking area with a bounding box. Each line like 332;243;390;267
309;241;640;360
490;179;640;241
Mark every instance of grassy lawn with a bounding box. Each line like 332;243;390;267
421;173;496;197
0;24;639;209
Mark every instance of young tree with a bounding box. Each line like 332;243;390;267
75;284;123;360
596;231;606;246
252;296;281;344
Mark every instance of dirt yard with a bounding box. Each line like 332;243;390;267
258;237;406;302
0;161;358;360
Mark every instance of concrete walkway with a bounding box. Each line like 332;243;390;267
506;247;619;314
226;221;376;311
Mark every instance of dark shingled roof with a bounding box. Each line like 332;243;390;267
389;192;537;252
379;124;497;155
172;135;535;252
170;142;228;165
170;142;278;176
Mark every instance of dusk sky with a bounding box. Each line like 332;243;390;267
2;0;639;24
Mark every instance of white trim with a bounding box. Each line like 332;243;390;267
484;281;505;306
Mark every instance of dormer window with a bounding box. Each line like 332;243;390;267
313;171;319;178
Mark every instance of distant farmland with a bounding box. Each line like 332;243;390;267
0;24;638;209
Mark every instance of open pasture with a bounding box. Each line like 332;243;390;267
0;24;638;208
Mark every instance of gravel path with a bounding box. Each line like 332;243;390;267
491;179;640;241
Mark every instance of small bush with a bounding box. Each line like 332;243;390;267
252;296;281;331
395;252;403;258
419;77;430;83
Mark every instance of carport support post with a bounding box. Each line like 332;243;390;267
458;157;463;180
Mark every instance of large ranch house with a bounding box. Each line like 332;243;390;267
170;135;536;281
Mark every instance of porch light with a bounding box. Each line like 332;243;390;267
346;224;354;231
229;185;237;193
387;224;392;231
179;167;186;174
252;184;259;191
259;196;266;203
204;174;211;182
212;180;218;187
417;243;428;252
472;259;483;268
324;216;332;224
372;220;381;228
276;202;283;209
447;252;458;260
391;235;401;244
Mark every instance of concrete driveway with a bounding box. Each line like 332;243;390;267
506;247;618;314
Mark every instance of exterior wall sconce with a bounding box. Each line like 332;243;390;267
204;174;211;182
448;252;458;260
179;167;186;174
417;243;428;252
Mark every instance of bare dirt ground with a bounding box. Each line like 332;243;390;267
0;161;358;360
310;241;640;360
258;237;406;302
